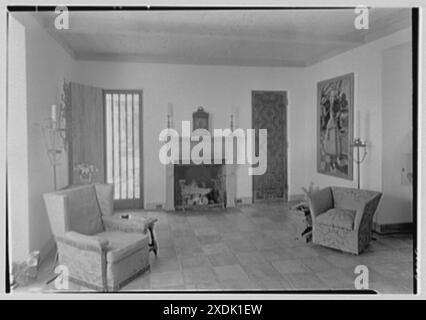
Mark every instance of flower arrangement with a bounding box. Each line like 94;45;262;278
10;251;40;289
74;163;98;184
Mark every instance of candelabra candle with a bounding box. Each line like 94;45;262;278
356;110;361;138
231;106;239;131
51;104;57;129
167;103;173;128
167;114;171;129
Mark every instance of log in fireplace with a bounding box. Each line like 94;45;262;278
174;163;226;210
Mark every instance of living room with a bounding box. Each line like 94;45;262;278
7;7;414;293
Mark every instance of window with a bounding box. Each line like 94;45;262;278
104;90;143;208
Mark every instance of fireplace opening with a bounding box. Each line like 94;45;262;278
174;163;226;210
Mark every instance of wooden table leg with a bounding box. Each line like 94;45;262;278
147;221;158;256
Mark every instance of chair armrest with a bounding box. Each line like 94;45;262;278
353;193;382;231
43;193;68;234
55;231;109;291
56;231;109;252
102;215;157;234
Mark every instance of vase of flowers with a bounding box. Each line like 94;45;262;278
74;163;98;184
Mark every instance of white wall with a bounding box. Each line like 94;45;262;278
8;14;75;262
379;42;412;225
71;62;308;206
301;28;412;226
25;17;75;257
8;16;30;262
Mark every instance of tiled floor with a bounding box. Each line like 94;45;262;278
15;202;414;294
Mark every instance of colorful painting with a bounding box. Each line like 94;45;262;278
317;73;354;180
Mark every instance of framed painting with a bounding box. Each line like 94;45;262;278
317;73;354;180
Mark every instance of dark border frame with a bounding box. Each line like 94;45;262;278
4;5;418;296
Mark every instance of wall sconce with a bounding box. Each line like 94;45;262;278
36;103;67;190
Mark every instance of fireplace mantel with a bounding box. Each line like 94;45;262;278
162;135;240;210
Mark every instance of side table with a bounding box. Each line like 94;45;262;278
291;201;312;243
117;213;159;256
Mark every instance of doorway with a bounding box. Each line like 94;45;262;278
251;90;288;202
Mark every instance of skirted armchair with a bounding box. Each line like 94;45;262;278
305;186;382;255
43;184;152;291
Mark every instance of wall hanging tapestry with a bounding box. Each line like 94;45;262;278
317;73;354;180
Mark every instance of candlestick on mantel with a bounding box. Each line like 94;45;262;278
167;103;173;117
51;104;57;129
356;110;361;138
167;103;174;128
230;106;239;130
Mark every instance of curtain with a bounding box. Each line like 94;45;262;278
66;82;105;185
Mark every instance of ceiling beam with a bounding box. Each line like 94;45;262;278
76;52;307;68
47;27;364;48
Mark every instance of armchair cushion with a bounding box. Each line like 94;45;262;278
96;231;149;263
57;231;110;252
95;183;114;216
316;208;356;231
306;187;333;217
331;187;373;211
43;193;67;235
63;185;104;235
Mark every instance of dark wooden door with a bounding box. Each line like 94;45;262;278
68;82;105;185
252;91;287;202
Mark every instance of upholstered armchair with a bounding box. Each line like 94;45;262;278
43;184;152;291
305;186;382;255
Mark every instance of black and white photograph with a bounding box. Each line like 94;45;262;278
2;1;424;301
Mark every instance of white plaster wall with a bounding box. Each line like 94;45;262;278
71;61;308;206
379;42;413;225
8;14;75;262
8;15;30;262
25;17;75;256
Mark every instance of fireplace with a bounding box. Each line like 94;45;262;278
164;137;237;211
165;160;236;211
174;163;226;210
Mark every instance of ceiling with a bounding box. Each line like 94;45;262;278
30;8;411;67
